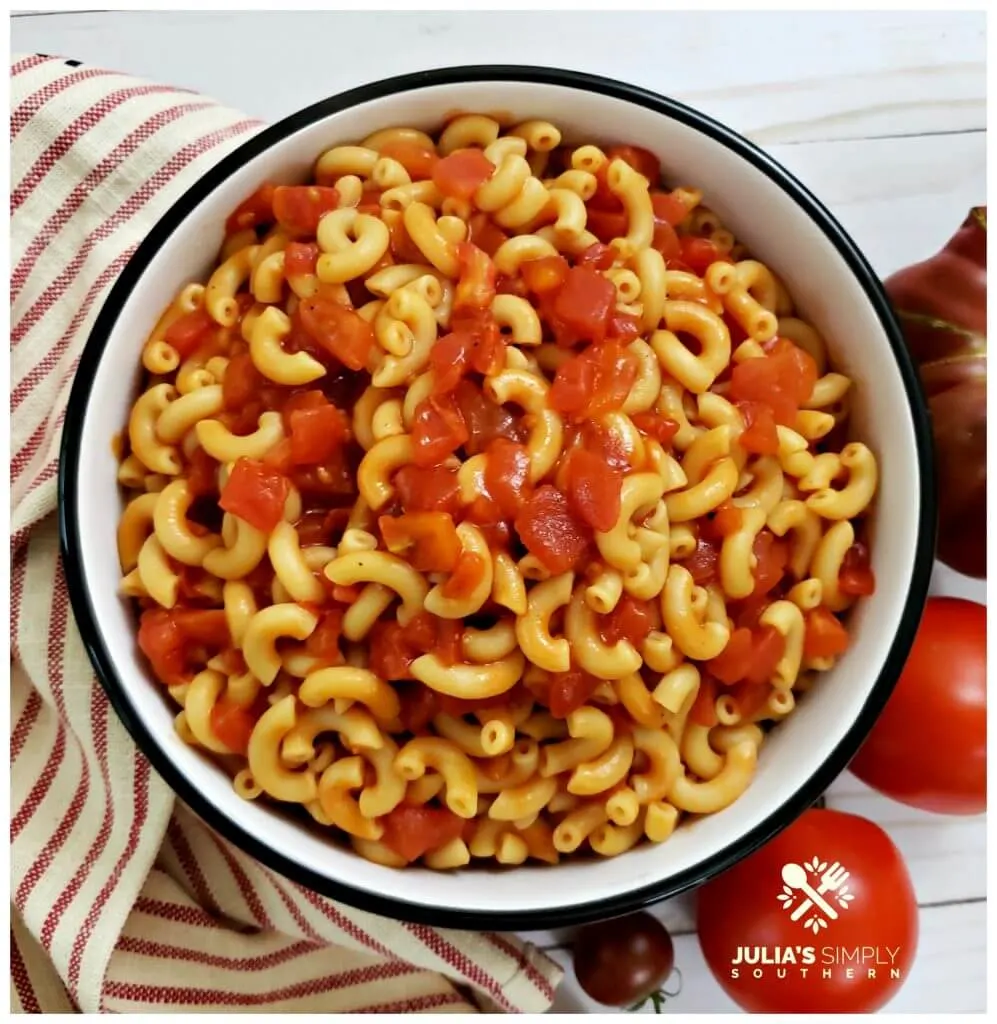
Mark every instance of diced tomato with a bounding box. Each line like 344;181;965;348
379;512;462;572
552;266;616;344
380;804;466;862
411;393;469;467
689;674;719;726
483;438;532;520
370;622;417;681
289;401;350;466
453;379;526;455
393;464;462;516
433;619;463;668
548;352;597;419
713;502;744;538
187;446;219;498
429;331;471;394
600;595;654;647
222;351;266;411
584;207;628;246
575;242;616;271
219;457;290;532
285;241;320;278
678;236;726;275
450;306;505;376
684;535;721;585
606;144;661;184
732;680;772;719
210;700;257;755
401;611;437;653
766;337;820;404
164;308;214;359
454;242;496;311
804;607;851;659
737;400;779;455
356;187;384;215
548;670;600;719
397;682;439;732
630;411;679;447
520;255;570;295
549;341;639;423
379;139;439;180
441;550;488;600
729;340;819;426
137;608;230;686
606;311;641;344
304;609;345;664
515;485;590;575
565;448;623;533
651;216;682;261
225;183;276;234
298;294;375;372
751;531;789;596
745;625;786;685
432;148;494;200
707;627;754;685
272;185;340;235
651;189;691;227
467;212;509;257
839;542;877;596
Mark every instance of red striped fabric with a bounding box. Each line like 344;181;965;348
9;53;562;1015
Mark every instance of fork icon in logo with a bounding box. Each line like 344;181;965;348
779;859;852;926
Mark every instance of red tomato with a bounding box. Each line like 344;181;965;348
849;597;985;814
483;438;532;519
600;595;654;647
548;353;598;420
606;144;661;182
467;212;509;257
429;330;471;394
453;379;526;454
565;448;623;532
285;241;319;278
379;139;439;180
432;148;494;200
549;342;639;422
380;805;466;863
574;242;616;271
737;400;779;455
689;675;719;726
839;542;876;596
515;485;590;575
397;682;439;732
713;503;743;538
394;464;461;515
678;236;726;275
164;308;214;359
137;608;230;686
454;242;497;311
521;255;570;294
434;619;463;667
707;628;754;685
298;294;375;371
697;808;918;1013
549;670;600;719
369;622;417;682
745;625;786;685
729;342;819;426
552;266;616;344
225;183;276;234
186;446;219;498
288;402;350;466
272;185;340;235
751;532;789;596
803;607;850;659
440;550;488;601
585;208;629;245
411;393;469;467
378;512;462;573
218;458;290;532
210;701;256;755
630;411;679;447
651;189;690;227
684;535;720;585
222;351;267;411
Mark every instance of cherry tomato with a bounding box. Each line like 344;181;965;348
697;808;918;1013
849;597;986;815
573;912;675;1007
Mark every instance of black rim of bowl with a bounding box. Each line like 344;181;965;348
58;64;937;931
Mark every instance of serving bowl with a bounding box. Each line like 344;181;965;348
58;66;935;930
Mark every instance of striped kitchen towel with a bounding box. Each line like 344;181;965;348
9;53;562;1014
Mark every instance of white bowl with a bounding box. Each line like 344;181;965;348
59;67;936;929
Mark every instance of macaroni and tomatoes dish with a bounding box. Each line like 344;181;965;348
117;114;878;869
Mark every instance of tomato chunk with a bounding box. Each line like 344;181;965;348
707;627;754;685
467;212;509;257
689;674;719;726
219;458;290;532
549;670;600;719
397;682;439;732
713;502;744;538
600;595;654;647
515;485;590;575
379;139;439;180
574;242;616;271
552;266;616;344
288;401;350;466
606;144;661;183
454;242;496;311
678;236;726;275
164;308;214;359
272;185;340;235
751;532;789;596
432;148;494;200
298;294;375;372
745;625;787;685
483;438;532;520
804;607;850;659
684;535;720;585
566;448;623;532
521;255;570;294
441;550;488;600
285;241;320;278
394;464;462;515
138;608;230;686
737;400;779;455
380;805;466;863
839;542;877;596
379;512;462;572
549;342;639;422
210;700;257;756
651;189;691;228
411;393;469;467
729;341;819;426
453;379;526;454
225;183;276;234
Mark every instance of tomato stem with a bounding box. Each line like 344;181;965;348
627;968;683;1013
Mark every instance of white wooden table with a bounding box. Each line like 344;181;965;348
11;9;987;1014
